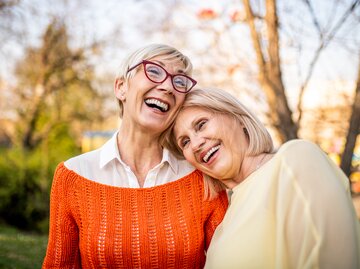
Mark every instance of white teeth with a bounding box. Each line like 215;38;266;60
203;145;220;163
145;99;169;112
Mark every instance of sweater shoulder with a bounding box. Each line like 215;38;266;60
51;162;82;190
273;139;326;171
278;139;321;156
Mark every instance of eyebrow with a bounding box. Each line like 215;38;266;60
152;60;186;74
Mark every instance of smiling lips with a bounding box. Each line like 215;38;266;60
145;98;169;112
202;145;220;163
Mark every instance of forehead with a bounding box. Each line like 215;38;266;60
148;56;186;73
174;107;210;133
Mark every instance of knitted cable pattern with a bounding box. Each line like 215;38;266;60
42;163;228;268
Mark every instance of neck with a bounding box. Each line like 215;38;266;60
117;125;163;187
229;153;267;189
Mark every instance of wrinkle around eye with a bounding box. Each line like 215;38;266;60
196;119;207;131
177;137;189;149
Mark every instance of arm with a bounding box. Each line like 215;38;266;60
42;164;81;269
203;190;228;250
280;141;360;269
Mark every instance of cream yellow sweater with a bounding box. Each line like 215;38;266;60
205;140;360;269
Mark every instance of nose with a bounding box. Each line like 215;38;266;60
158;75;174;94
191;135;205;152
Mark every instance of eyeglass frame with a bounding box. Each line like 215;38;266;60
127;60;197;93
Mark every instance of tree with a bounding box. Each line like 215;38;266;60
241;0;360;142
146;0;360;177
14;18;106;150
243;0;298;141
341;56;360;177
0;18;108;231
0;0;23;52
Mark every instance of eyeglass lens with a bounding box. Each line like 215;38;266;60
145;63;192;92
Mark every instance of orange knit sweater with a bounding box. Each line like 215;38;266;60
42;163;228;268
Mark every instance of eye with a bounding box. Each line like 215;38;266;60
146;65;163;78
173;76;187;88
196;119;207;131
179;137;190;149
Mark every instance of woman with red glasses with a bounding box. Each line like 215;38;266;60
42;44;228;268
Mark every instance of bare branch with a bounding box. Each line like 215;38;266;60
297;0;360;123
302;0;323;37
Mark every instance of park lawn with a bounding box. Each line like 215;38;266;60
0;224;48;269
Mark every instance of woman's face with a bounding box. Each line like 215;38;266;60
115;56;189;135
174;107;248;182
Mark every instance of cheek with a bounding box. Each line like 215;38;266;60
183;149;196;164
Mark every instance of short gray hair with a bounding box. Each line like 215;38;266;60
115;44;193;117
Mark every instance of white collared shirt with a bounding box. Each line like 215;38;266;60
64;131;195;188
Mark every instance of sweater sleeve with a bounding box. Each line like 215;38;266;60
42;163;81;269
279;140;360;269
203;190;228;250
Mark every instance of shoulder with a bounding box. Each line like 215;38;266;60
275;139;348;184
51;162;81;192
64;148;101;172
279;139;321;154
277;139;326;162
274;139;336;175
65;149;100;163
65;131;117;172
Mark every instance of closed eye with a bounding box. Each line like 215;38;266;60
196;119;207;131
146;65;162;77
178;137;190;149
173;76;187;87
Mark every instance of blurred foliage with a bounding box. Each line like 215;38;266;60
0;123;80;232
14;19;106;151
0;18;107;232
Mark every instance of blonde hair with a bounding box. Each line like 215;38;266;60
115;44;193;117
163;88;274;199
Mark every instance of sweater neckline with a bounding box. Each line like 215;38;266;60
58;162;201;191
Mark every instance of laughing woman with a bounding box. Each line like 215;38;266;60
165;88;360;269
42;45;228;268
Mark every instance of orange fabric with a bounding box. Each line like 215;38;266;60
42;163;228;268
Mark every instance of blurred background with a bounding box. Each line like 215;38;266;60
0;0;359;267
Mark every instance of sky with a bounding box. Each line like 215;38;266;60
1;0;359;112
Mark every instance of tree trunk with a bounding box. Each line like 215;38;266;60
340;58;360;177
243;0;298;142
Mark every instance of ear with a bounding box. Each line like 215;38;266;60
114;78;126;101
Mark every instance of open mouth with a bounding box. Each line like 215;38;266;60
145;98;169;112
203;145;220;163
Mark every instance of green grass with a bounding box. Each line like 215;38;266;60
0;225;48;269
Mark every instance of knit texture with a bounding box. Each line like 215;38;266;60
42;163;228;268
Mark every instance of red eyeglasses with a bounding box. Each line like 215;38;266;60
127;60;197;93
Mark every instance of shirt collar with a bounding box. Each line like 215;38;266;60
99;130;179;174
99;131;121;169
161;147;179;174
